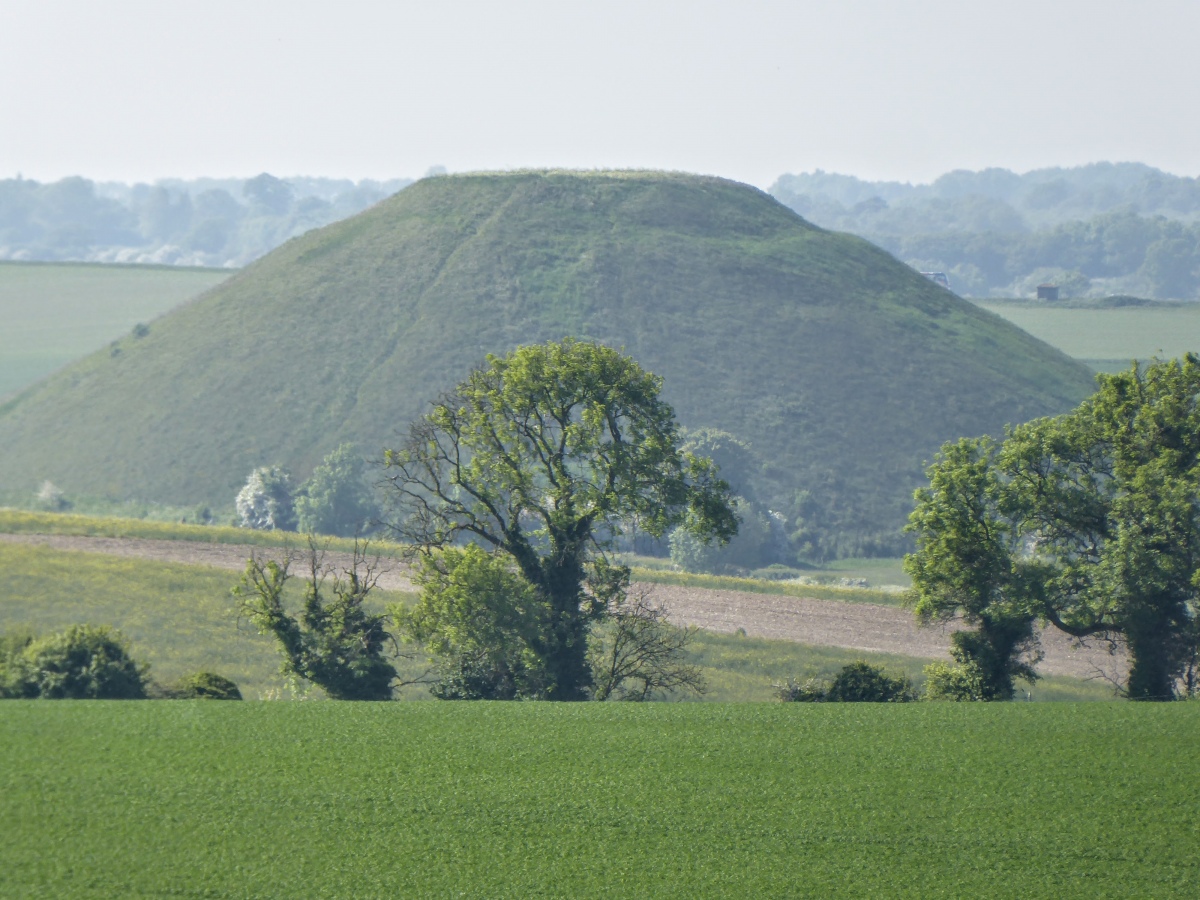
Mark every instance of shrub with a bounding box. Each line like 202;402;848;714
0;630;37;698
169;672;243;700
774;676;829;703
236;466;296;531
776;662;918;703
397;545;547;700
234;543;397;700
295;444;378;537
826;661;919;702
923;661;987;701
0;625;148;699
35;480;70;511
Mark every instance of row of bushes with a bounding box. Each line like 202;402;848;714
775;660;1016;703
0;625;241;700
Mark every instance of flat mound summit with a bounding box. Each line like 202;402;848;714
0;170;1096;552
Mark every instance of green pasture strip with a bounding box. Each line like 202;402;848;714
978;301;1200;365
632;566;904;606
1;509;903;603
812;555;910;587
0;508;405;555
0;542;421;699
0;260;229;400
622;553;912;589
1;703;1193;898
0;543;1112;702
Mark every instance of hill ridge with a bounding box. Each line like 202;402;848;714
0;169;1096;556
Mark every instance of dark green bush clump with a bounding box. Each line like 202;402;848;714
169;672;243;700
0;625;148;699
776;661;918;703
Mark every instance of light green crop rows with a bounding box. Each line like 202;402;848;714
0;702;1194;897
979;301;1200;372
0;261;229;400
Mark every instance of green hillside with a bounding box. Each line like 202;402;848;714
0;171;1095;553
0;261;230;401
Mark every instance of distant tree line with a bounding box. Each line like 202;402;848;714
0;173;411;268
771;163;1200;300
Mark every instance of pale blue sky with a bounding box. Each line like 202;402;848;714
3;0;1198;187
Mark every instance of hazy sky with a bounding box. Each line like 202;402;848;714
4;0;1199;188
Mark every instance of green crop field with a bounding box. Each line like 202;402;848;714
978;300;1200;373
0;261;230;401
0;702;1193;897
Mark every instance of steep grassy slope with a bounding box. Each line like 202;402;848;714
0;261;229;401
0;171;1095;548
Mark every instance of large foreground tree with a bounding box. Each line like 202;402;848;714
383;339;737;700
907;355;1200;700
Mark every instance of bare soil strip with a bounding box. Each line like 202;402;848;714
1;533;1125;681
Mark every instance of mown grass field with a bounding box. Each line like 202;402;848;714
0;261;230;401
0;540;1113;702
0;702;1194;898
978;300;1200;373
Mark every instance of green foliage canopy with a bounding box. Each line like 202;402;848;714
907;356;1200;700
235;466;296;531
0;625;148;699
295;443;378;537
384;339;737;700
775;661;917;703
233;544;397;700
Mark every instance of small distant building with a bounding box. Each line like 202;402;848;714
1036;284;1059;302
921;272;950;289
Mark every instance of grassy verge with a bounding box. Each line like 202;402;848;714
687;630;1112;703
0;702;1193;897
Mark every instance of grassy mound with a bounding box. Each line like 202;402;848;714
1;703;1192;897
0;171;1096;551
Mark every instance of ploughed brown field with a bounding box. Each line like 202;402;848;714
0;533;1126;682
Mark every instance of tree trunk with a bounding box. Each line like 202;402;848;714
540;547;593;700
1124;602;1180;701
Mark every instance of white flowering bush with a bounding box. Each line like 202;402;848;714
235;466;296;530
